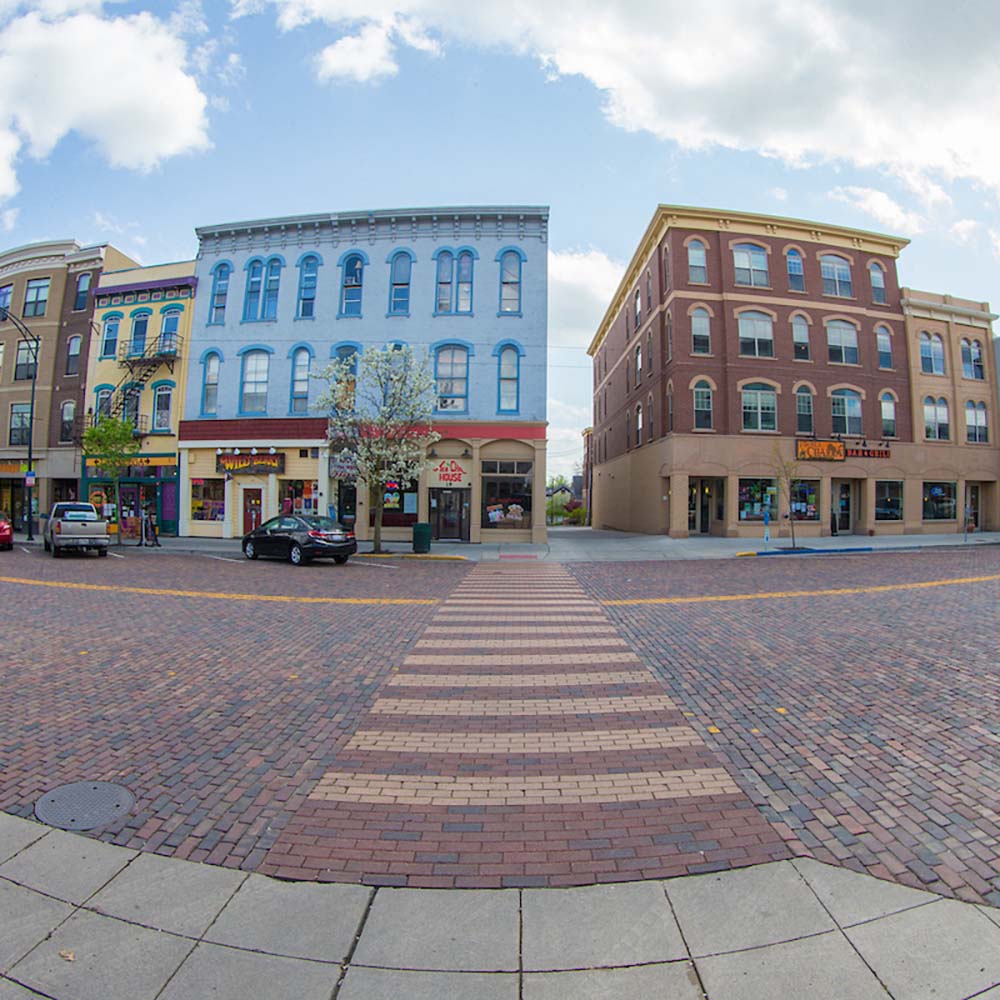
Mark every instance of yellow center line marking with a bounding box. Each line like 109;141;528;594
602;572;1000;605
0;576;438;605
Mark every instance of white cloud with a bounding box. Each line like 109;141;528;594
988;229;1000;259
768;187;788;202
1;206;18;231
0;9;211;201
548;248;624;349
316;22;398;83
950;219;979;243
218;51;245;86
829;186;926;235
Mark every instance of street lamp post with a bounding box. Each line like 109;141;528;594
0;306;40;540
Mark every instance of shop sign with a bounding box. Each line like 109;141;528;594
0;460;27;475
428;458;472;488
796;440;845;462
329;451;357;480
845;446;891;459
85;454;178;470
216;452;286;475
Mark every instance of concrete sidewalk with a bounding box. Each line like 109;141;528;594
2;813;998;999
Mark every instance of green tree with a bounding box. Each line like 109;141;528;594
81;418;140;546
771;445;803;550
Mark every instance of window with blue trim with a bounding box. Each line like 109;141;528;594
334;345;358;411
389;253;411;314
498;346;519;412
160;310;180;353
291;347;310;413
341;255;364;316
129;314;149;356
100;318;118;358
210;264;230;324
202;353;221;416
96;388;112;420
262;259;281;320
435;251;474;314
73;273;90;311
500;251;521;313
241;350;269;413
436;345;468;411
243;261;263;320
297;255;318;318
153;385;172;431
122;387;140;428
436;251;454;312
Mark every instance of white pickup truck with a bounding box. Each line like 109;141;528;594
44;502;110;558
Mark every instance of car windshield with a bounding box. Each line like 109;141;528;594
301;516;344;531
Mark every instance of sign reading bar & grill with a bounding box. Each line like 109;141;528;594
216;452;286;475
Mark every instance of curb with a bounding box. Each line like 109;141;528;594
357;552;468;562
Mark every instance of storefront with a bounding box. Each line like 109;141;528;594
0;462;30;530
82;454;180;538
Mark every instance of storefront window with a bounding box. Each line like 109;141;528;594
922;482;956;521
790;480;820;520
875;481;903;521
482;460;533;529
738;478;777;521
375;479;418;527
191;479;225;521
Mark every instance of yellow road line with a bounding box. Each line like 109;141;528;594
603;572;1000;606
0;576;438;605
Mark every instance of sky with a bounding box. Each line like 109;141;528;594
3;1;1000;479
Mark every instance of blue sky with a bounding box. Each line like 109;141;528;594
2;1;1000;477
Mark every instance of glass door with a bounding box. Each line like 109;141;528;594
835;481;852;533
966;484;980;530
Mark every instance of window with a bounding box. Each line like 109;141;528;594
832;388;863;436
59;401;75;442
122;387;140;427
191;479;225;521
297;255;319;319
646;271;652;310
202;352;221;416
129;313;149;356
663;248;671;290
499;250;522;313
153;385;172;431
786;249;805;291
738;478;776;521
436;251;453;312
876;326;892;369
691;308;710;354
23;278;49;317
634;289;641;330
388;252;412;315
827;320;859;364
919;332;945;374
435;250;474;314
869;262;887;304
241;350;269;414
666;387;674;432
881;393;897;437
875;481;903;520
666;313;673;360
65;335;81;375
792;316;810;360
821;255;853;297
0;283;11;316
688;240;707;283
966;401;988;443
436;345;468;411
14;340;36;381
796;387;813;433
481;460;533;529
160;310;180;353
733;243;768;286
790;480;820;520
262;259;281;320
209;263;231;324
291;347;310;414
738;311;774;357
923;482;957;520
340;254;364;316
73;273;91;311
9;403;30;445
646;330;652;373
742;383;777;432
961;339;985;380
456;252;473;313
693;380;713;429
635;403;643;446
333;345;358;412
243;261;263;321
101;318;119;358
924;396;949;440
634;344;642;386
498;345;519;411
95;388;112;420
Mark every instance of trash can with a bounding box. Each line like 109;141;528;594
412;522;431;554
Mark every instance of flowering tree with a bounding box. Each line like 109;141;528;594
314;344;439;553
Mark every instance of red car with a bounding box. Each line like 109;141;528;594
0;511;13;550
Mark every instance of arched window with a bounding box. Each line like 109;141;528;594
456;251;474;313
388;252;412;315
792;315;810;360
498;345;519;412
122;387;140;428
160;309;181;353
291;347;311;413
646;330;652;372
876;326;892;369
666;312;673;359
691;308;710;354
881;393;897;437
435;345;469;411
920;332;945;375
243;260;263;321
202;352;221;416
693;380;713;429
333;345;358;412
209;263;231;324
666;384;674;432
821;255;853;297
645;270;652;310
687;240;707;283
297;255;319;319
737;311;774;357
924;396;950;440
635;402;643;446
73;273;90;311
340;254;364;317
961;339;985;380
733;243;768;287
966;401;988;443
65;335;81;375
95;388;112;420
100;317;119;358
832;388;863;436
869;262;887;304
742;382;777;432
663;248;671;290
827;320;859;364
634;289;641;330
59;401;75;442
634;344;642;386
499;250;522;313
129;312;150;356
436;251;454;313
153;385;172;431
241;350;269;414
796;386;813;433
262;258;282;320
786;249;804;291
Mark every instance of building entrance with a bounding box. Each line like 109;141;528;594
831;479;854;534
243;488;263;534
430;488;470;541
966;483;981;530
687;478;724;534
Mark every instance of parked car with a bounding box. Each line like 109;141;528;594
242;514;357;566
44;502;110;557
0;511;12;550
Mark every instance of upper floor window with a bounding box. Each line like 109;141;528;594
59;400;76;442
243;261;263;320
73;273;91;311
869;262;887;304
792;316;810;360
634;289;641;330
297;255;320;319
0;283;11;316
738;311;774;358
646;330;652;372
209;263;231;324
827;320;859;364
666;386;674;432
333;345;358;412
340;254;364;317
122;387;140;428
691;308;710;354
23;278;50;317
153;385;172;432
160;310;180;353
129;312;149;356
499;249;523;314
881;393;897;437
742;382;777;432
733;243;768;287
635;403;643;446
786;249;805;292
663;248;671;290
796;386;814;433
202;352;221;416
101;318;119;358
262;259;281;321
821;255;853;297
966;401;988;443
634;344;642;386
388;252;412;315
832;388;863;436
961;339;985;380
241;350;269;414
95;388;112;420
666;312;672;360
693;380;713;429
924;396;949;440
65;335;81;376
435;345;468;411
920;332;945;375
645;271;652;310
876;326;893;369
10;403;30;445
687;240;707;283
291;347;311;414
436;251;454;313
14;340;37;380
498;345;520;412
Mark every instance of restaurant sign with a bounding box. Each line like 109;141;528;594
329;451;358;480
796;440;891;461
0;460;28;474
216;452;285;475
427;458;473;488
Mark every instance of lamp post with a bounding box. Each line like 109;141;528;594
0;306;40;540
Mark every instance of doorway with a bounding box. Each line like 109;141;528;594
832;479;853;534
337;483;357;526
430;488;470;541
687;478;723;534
243;488;263;534
966;483;981;530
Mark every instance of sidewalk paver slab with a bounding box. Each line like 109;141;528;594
523;962;702;1000
338;967;518;1000
0;880;73;974
9;910;191;1000
87;852;247;937
696;930;890;1000
665;862;834;956
522;882;685;971
353;888;519;971
0;830;135;905
0;816;47;866
158;943;338;1000
846;899;1000;1000
792;858;936;927
980;906;1000;930
0;980;47;999
204;874;370;962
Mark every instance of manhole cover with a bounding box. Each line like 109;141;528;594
34;781;135;831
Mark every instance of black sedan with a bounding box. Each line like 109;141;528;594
242;515;357;565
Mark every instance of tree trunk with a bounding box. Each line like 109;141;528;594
115;475;122;546
372;482;384;554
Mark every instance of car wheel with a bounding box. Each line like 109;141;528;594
288;543;304;566
333;554;349;564
43;538;50;552
244;540;258;560
97;548;108;557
